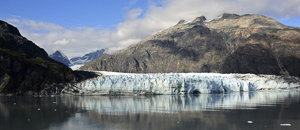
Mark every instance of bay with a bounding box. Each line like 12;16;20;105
1;91;300;130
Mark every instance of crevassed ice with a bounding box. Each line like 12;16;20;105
69;72;300;95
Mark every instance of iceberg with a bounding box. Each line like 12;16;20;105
63;71;300;95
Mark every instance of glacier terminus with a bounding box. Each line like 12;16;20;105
63;72;300;95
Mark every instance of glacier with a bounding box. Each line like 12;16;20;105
69;64;84;70
63;71;300;95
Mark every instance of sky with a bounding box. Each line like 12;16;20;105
1;0;300;58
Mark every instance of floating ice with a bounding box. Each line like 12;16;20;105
64;72;300;95
280;124;291;126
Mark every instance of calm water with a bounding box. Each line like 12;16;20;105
1;91;300;130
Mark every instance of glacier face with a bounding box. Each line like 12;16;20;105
63;72;300;95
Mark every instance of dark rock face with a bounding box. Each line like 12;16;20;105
0;20;84;95
0;50;75;95
49;50;71;66
80;14;300;77
221;44;281;74
70;49;107;65
0;20;48;58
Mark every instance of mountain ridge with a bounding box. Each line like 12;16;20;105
48;49;108;67
70;48;108;65
80;13;300;77
0;20;48;59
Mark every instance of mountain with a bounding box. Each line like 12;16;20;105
49;50;71;66
0;20;48;58
80;13;300;77
48;49;107;68
0;20;94;96
70;49;107;65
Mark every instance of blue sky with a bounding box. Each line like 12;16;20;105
0;0;148;28
1;0;300;58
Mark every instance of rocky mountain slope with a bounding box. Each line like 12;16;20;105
0;20;94;95
80;14;300;77
49;50;71;66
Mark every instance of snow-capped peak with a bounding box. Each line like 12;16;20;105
60;51;69;60
49;50;71;66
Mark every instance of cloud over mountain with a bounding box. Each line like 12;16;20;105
4;0;300;58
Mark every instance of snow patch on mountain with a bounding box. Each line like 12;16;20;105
49;49;107;68
70;48;107;66
69;64;85;70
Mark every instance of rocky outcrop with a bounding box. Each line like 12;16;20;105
80;14;300;77
0;20;94;96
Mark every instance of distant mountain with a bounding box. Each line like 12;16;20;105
48;49;108;68
80;13;300;77
70;49;108;65
49;50;71;66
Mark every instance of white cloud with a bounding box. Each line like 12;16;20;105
3;0;300;58
5;18;20;23
126;8;143;20
118;38;142;47
5;18;115;58
53;39;69;45
128;0;138;7
7;18;65;32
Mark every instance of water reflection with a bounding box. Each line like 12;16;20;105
60;91;300;114
1;91;300;130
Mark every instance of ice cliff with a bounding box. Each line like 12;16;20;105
63;72;300;95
